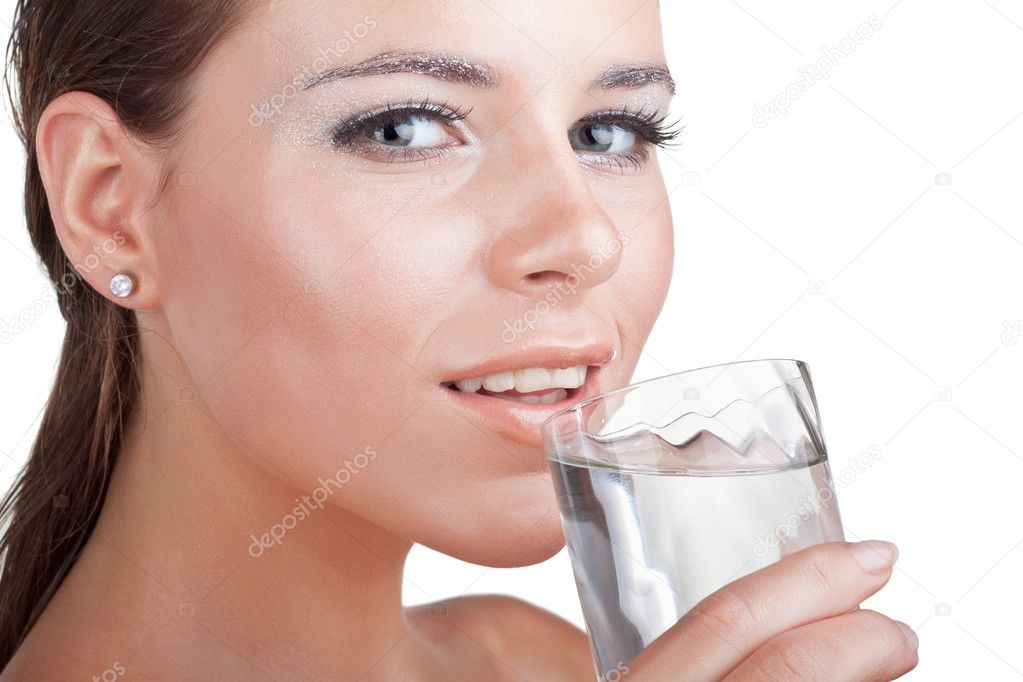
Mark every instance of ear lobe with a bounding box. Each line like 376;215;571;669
35;91;159;309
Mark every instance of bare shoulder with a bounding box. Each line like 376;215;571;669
448;593;591;650
410;594;593;681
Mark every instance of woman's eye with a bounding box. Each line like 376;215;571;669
365;114;452;148
332;106;467;162
569;122;638;153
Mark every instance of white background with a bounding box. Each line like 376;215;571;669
2;1;1022;679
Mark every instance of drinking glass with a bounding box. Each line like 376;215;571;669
541;359;844;681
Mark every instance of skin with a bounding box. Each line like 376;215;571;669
1;1;918;680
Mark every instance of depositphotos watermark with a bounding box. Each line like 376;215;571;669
1;232;127;344
91;662;125;682
602;661;630;682
249;15;377;128
752;445;883;558
753;15;882;128
501;231;630;343
248;446;377;557
752;483;833;560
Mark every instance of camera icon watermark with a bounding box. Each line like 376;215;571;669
680;170;702;187
807;279;828;295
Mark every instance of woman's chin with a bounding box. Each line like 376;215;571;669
411;475;569;568
446;509;568;568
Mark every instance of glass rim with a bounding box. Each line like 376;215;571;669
541;357;811;435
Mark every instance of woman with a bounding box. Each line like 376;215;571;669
0;0;918;679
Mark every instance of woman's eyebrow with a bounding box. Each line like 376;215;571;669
300;49;675;96
300;50;500;89
591;63;676;96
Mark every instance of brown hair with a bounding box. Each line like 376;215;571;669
0;0;251;666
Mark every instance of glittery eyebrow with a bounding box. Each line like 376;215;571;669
300;49;675;96
590;63;676;96
300;50;500;90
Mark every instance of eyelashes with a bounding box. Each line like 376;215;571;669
577;106;684;148
331;96;472;148
329;96;683;170
572;106;684;171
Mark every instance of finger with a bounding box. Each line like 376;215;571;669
723;608;919;681
627;540;899;681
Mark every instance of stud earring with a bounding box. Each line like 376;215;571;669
109;272;135;299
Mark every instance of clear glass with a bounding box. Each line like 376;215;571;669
541;359;845;681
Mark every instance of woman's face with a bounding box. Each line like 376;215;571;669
150;0;675;565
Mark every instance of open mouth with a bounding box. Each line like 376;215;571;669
441;365;589;405
436;343;613;452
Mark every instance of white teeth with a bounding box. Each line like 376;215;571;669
481;371;515;392
451;364;588;395
454;377;483;393
539;389;569;404
513;367;551;393
550;367;586;389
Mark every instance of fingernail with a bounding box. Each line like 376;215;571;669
847;540;899;573
895;620;919;650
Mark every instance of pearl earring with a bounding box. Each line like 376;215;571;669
109;272;135;298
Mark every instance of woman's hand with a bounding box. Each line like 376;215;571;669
626;541;919;681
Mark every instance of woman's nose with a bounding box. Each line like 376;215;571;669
485;158;624;298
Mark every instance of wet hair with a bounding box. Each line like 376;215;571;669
0;0;252;665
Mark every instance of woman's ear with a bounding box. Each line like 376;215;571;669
35;91;162;309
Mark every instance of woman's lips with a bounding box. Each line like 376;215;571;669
441;365;602;451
